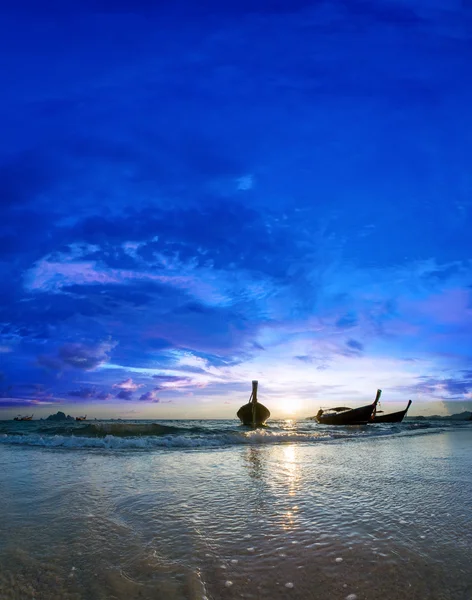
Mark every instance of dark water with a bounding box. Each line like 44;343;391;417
1;423;471;599
0;417;468;450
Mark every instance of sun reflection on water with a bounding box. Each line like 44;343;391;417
280;445;301;531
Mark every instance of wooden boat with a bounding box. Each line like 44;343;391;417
311;390;382;425
75;415;87;421
237;381;270;427
373;400;412;423
13;415;34;421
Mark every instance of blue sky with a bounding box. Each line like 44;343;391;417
1;0;471;418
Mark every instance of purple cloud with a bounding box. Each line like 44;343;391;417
37;341;116;372
139;389;160;402
58;341;115;370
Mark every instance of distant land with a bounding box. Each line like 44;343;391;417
407;411;472;421
44;411;75;422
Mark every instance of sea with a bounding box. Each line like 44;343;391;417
1;418;471;600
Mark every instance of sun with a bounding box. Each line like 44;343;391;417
277;397;303;416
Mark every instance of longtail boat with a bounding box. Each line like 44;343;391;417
310;389;382;425
237;380;270;427
76;415;87;421
373;400;412;423
13;415;34;421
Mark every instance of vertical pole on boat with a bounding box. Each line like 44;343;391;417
252;380;258;428
372;389;382;420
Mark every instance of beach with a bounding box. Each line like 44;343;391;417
1;422;471;600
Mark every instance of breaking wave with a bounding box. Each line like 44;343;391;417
0;418;464;451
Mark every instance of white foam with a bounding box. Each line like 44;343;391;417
0;431;330;450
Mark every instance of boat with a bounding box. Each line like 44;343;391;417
310;389;382;425
237;380;270;427
75;415;87;421
13;415;34;421
373;400;412;423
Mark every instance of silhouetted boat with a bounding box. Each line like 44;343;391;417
13;415;33;421
310;390;382;425
75;415;87;421
373;400;412;423
237;381;270;427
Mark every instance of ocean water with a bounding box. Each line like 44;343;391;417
0;419;471;600
0;417;465;450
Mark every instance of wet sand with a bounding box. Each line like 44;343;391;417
1;428;471;599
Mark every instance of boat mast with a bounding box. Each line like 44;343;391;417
251;380;258;428
372;389;382;419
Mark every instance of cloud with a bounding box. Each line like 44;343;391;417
68;388;114;401
116;389;134;400
139;388;160;402
394;372;472;400
294;355;314;364
68;387;96;398
236;174;253;191
112;378;144;391
152;374;199;390
38;341;116;372
0;398;60;408
346;339;364;352
335;313;358;329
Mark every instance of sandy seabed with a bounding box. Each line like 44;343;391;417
1;428;471;600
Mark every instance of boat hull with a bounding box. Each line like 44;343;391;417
314;402;377;425
373;400;412;423
311;390;382;425
237;402;270;427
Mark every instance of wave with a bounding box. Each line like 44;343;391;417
79;422;183;436
0;421;455;450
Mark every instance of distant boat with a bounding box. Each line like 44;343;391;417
237;381;270;427
75;415;87;421
373;400;412;423
310;390;382;425
13;415;34;421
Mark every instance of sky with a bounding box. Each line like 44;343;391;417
1;0;472;419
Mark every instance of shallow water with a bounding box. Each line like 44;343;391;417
1;425;471;599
